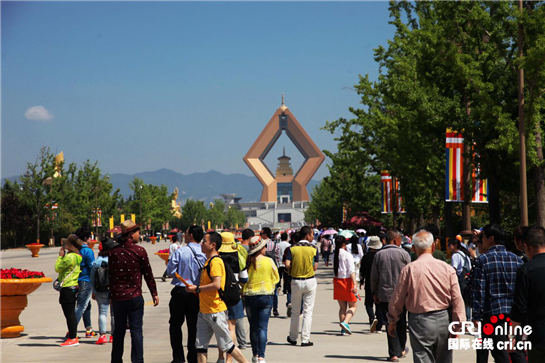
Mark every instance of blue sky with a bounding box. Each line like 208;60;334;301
1;1;394;179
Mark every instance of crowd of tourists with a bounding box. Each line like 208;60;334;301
54;220;545;363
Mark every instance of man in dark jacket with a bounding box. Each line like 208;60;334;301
371;229;411;362
360;236;384;333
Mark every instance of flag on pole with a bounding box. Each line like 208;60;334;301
381;171;405;214
97;209;102;227
395;179;406;213
381;171;393;214
121;214;125;223
445;128;464;202
131;214;136;223
472;152;489;203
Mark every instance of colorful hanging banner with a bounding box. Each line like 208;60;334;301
381;171;393;214
92;208;102;227
472;152;489;203
395;179;406;213
381;171;405;214
131;214;136;222
445;128;464;202
445;128;488;203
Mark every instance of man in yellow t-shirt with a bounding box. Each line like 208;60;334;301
186;232;248;363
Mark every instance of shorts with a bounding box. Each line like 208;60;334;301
195;311;234;353
227;299;244;320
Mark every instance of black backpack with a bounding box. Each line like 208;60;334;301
206;255;240;308
456;252;472;304
94;260;109;293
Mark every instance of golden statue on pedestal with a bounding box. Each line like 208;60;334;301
171;187;182;219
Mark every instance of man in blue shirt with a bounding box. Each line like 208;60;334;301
166;226;206;363
74;226;97;337
472;224;525;363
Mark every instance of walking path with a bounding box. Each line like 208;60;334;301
1;242;475;362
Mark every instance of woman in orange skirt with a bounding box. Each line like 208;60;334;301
333;236;358;335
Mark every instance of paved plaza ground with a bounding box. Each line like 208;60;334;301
1;242;476;362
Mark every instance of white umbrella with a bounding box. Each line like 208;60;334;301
356;229;367;234
339;230;357;239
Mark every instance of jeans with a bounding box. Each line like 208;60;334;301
95;291;114;335
112;296;144;363
380;301;407;358
245;295;273;358
169;286;199;363
289;278;317;344
75;280;93;329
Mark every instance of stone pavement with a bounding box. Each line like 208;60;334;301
1;242;476;362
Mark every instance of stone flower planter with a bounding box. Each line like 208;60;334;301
155;252;169;265
26;244;44;258
150;237;157;245
1;277;53;338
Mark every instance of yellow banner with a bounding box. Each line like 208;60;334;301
131;214;136;222
208;221;211;230
121;214;125;223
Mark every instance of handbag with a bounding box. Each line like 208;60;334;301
53;263;77;292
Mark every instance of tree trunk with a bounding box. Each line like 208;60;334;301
534;123;545;227
487;175;501;225
36;211;41;244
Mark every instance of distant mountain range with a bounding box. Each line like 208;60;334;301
3;168;321;204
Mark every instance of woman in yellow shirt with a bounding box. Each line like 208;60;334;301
243;236;279;363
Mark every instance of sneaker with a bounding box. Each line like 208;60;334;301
96;334;108;345
370;319;378;333
109;335;113;343
60;337;79;347
401;347;409;358
339;322;352;335
161;276;167;282
273;309;279;317
287;303;292;317
301;341;314;347
252;357;259;363
340;329;347;336
287;336;297;345
85;329;97;338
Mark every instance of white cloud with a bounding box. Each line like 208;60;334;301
24;106;54;122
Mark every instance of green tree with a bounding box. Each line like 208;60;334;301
18;147;56;244
207;198;226;229
225;206;246;229
181;199;207;229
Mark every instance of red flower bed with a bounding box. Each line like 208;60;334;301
26;243;43;246
157;249;169;254
1;268;45;279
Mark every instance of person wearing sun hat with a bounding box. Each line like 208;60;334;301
243;235;279;363
109;220;159;363
56;234;83;347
